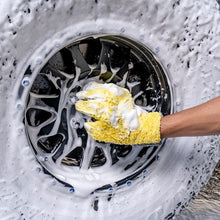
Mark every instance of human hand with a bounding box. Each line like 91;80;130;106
75;82;161;145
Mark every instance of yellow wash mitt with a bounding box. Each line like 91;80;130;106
75;82;161;145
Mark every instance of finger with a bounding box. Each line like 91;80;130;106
76;82;110;100
84;121;128;144
76;82;129;100
75;100;115;121
76;89;106;101
75;100;102;119
84;121;117;143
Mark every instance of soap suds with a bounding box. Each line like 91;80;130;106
0;0;219;219
77;82;139;132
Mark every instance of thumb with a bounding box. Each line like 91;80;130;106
84;121;108;135
84;121;110;142
84;121;128;144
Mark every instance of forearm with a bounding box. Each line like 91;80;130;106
161;96;220;138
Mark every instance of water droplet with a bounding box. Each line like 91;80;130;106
120;27;125;33
16;103;22;110
36;59;42;65
128;62;134;69
37;155;44;161
70;118;80;129
142;169;147;174
176;99;181;106
155;47;160;53
17;128;23;134
69;187;75;192
69;96;77;104
22;77;30;87
126;180;132;186
173;82;178;87
55;42;60;48
139;35;144;41
98;26;103;32
36;167;41;173
109;187;113;191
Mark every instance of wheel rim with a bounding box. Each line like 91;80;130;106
24;35;173;194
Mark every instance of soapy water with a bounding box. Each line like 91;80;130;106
177;161;220;220
0;0;219;219
24;36;172;195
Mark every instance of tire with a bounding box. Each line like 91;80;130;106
0;0;219;219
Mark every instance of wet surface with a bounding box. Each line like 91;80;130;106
0;0;219;218
25;35;172;194
178;161;220;219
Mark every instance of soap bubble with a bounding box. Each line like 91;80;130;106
22;77;30;87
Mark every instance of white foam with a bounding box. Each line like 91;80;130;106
0;0;219;219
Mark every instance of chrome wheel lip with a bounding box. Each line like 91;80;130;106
23;34;174;195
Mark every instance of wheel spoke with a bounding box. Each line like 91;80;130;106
80;137;96;170
110;67;128;85
114;61;129;81
26;101;57;115
68;45;90;78
30;92;59;99
55;105;81;165
29;91;60;112
99;143;112;168
116;146;142;168
95;41;111;74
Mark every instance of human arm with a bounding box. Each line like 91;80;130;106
75;82;220;145
161;96;220;138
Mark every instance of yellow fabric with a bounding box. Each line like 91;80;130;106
85;112;161;144
75;82;134;125
75;82;161;145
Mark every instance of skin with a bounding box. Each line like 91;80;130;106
160;96;220;138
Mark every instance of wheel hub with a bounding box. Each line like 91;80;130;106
24;35;173;194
